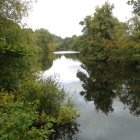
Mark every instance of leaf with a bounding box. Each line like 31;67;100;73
46;122;53;129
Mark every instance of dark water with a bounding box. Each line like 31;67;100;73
44;51;140;140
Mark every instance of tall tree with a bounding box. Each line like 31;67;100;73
80;2;117;41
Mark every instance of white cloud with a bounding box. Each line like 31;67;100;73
25;0;132;38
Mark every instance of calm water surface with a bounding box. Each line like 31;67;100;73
43;51;140;140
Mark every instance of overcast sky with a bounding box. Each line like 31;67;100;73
25;0;132;38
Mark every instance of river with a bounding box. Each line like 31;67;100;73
43;51;140;140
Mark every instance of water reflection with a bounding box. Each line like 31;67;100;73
37;53;54;71
77;60;140;116
43;55;82;84
49;123;79;140
44;51;140;140
0;55;30;91
54;52;80;61
43;51;81;140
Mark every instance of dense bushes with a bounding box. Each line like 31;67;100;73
0;77;79;139
0;92;54;140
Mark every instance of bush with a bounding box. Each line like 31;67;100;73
0;77;79;139
0;92;54;140
20;77;65;115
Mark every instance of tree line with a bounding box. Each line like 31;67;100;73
0;0;78;139
60;1;140;66
75;0;140;116
1;0;140;139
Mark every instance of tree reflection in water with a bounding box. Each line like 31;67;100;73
77;59;140;116
49;123;79;140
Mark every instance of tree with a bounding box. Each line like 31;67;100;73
127;0;140;15
0;0;34;22
34;29;55;53
80;2;117;41
0;18;30;56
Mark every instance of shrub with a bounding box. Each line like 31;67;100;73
0;92;54;140
20;77;65;115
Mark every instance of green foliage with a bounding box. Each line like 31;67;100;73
37;52;54;71
21;77;65;115
81;2;117;41
78;2;128;56
53;35;64;51
75;2;140;65
0;77;79;139
0;0;79;139
0;18;29;56
0;55;31;92
0;92;54;140
59;35;78;51
34;28;55;54
56;100;80;125
0;0;34;22
31;29;56;71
